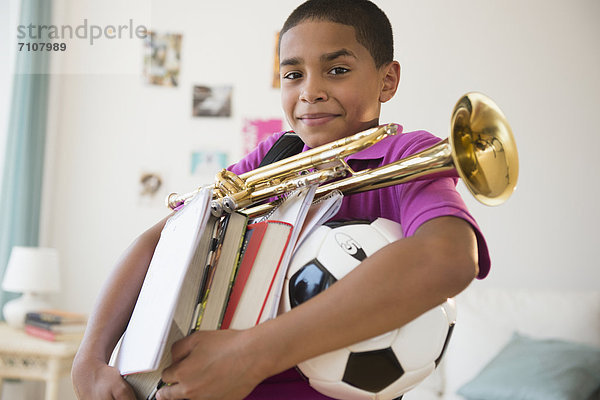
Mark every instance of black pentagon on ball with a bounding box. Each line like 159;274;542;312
342;348;404;393
288;259;337;308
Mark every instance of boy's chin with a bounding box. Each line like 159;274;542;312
300;134;340;149
296;119;381;148
296;129;351;149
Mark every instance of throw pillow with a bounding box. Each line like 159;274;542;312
457;332;600;400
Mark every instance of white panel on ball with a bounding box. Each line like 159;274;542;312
371;217;404;242
289;226;330;269
348;330;398;353
298;347;350;382
391;307;449;371
441;297;457;322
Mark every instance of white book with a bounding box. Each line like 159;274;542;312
113;187;213;375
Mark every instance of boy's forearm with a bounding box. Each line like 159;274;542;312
76;215;169;363
248;216;478;379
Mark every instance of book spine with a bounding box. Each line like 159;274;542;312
25;313;63;325
26;319;86;334
255;222;293;325
217;223;249;329
25;324;58;341
193;215;230;331
25;318;57;331
25;310;86;325
220;222;268;329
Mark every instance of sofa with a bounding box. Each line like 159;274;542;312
404;285;600;400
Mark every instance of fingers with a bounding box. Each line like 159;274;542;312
155;383;186;400
170;332;199;363
161;335;197;391
160;362;178;388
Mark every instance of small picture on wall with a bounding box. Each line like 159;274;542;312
190;151;229;176
143;31;183;87
272;31;280;88
139;172;163;197
242;118;284;154
192;85;233;117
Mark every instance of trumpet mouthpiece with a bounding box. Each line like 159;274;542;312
385;123;400;135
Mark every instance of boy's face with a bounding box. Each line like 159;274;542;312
279;20;397;148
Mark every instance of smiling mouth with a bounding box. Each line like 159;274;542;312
297;113;340;126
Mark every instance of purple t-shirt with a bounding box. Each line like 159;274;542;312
228;127;491;399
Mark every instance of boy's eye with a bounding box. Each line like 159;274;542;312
283;71;302;80
329;67;349;75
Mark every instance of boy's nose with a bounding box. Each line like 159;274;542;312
299;78;328;103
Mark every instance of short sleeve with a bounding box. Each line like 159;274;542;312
399;177;491;279
391;132;490;279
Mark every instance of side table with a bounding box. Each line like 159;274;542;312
0;322;81;400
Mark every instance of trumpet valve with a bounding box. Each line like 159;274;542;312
220;189;253;214
210;200;224;217
223;197;238;214
214;169;246;197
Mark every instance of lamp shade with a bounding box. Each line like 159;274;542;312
2;246;60;293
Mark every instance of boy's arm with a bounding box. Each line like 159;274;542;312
72;214;171;400
156;215;478;400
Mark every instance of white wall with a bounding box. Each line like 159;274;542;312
41;0;599;335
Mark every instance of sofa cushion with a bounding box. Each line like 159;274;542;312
457;332;600;400
443;286;600;399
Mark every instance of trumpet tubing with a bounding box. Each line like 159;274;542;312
316;138;455;194
167;123;400;211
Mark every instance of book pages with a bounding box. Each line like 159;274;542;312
294;189;343;250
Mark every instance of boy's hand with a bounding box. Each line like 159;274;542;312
72;356;136;400
156;329;267;400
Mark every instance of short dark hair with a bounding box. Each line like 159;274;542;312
279;0;394;68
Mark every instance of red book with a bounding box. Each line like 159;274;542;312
25;324;84;342
26;309;87;325
221;220;292;329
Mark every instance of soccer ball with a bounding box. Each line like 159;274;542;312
281;218;456;400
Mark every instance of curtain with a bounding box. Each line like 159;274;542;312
0;0;52;317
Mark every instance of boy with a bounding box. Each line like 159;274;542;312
72;1;488;399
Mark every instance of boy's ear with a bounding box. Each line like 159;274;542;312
379;61;401;103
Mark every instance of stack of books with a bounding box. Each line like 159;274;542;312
24;309;87;342
111;186;342;399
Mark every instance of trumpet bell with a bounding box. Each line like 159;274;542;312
451;92;519;206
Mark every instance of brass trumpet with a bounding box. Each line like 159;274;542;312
167;92;518;216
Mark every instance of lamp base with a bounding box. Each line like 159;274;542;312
3;293;52;328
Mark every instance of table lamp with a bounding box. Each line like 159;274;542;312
2;246;61;328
